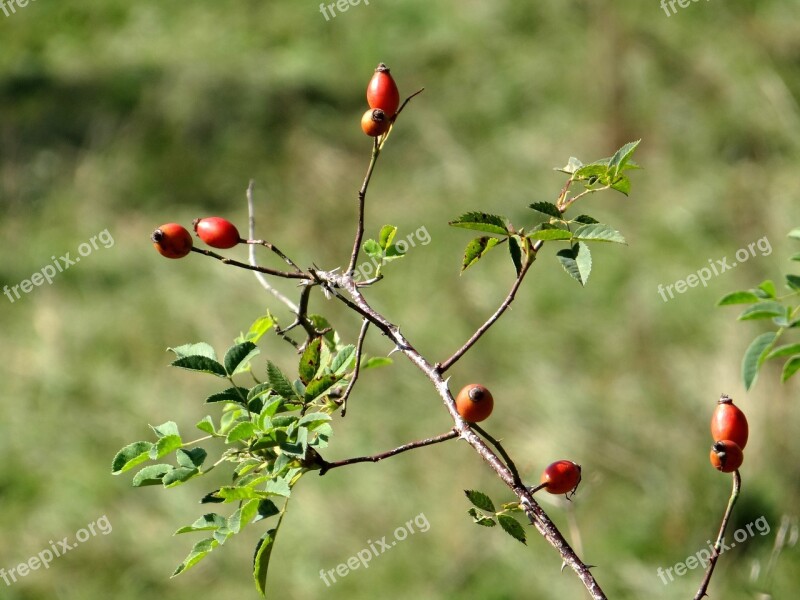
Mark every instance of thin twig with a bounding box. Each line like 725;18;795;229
246;181;300;311
471;423;525;488
347;139;381;276
339;319;370;417
243;239;302;272
318;429;458;475
694;470;742;600
191;247;309;279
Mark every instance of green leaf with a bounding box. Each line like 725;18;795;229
467;507;496;527
253;528;279;596
241;314;275;344
112;441;153;475
168;343;217;361
384;243;407;261
528;202;562;219
610;175;631;196
298;337;322;385
786;274;800;292
464;490;496;513
151;421;180;438
571;215;599;225
791;253;800;262
171;356;227;377
497;514;527;544
176;448;207;469
788;228;800;240
298;412;332;431
264;476;292;498
175;514;227;534
253;499;281;523
307;314;336;346
226;422;257;443
361;356;393;369
279;427;308;458
266;362;298;401
608;140;640;178
528;223;573;241
572;223;627;244
172;538;217;577
163;466;199;488
150;435;183;460
331;345;356;375
461;236;501;272
573;163;607;183
509;236;523;276
206;387;249;404
782;356;800;382
449;212;509;236
229;499;260;534
557;242;592;286
196;416;216;435
304;374;340;402
224;342;260;376
215;486;272;502
379;225;398;250
363;239;382;260
554;156;583;174
718;291;762;306
742;332;778;390
132;464;173;487
737;301;785;321
765;343;800;360
758;280;777;299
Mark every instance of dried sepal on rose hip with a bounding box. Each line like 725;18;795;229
151;223;193;259
710;440;744;473
193;217;242;250
711;394;749;450
366;62;400;117
539;460;582;497
455;384;494;423
360;108;391;138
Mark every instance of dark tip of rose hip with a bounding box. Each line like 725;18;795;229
151;229;164;243
468;387;485;402
375;63;390;72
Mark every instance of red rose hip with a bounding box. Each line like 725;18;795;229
151;223;193;259
193;217;241;249
711;394;748;450
540;460;582;496
366;63;400;117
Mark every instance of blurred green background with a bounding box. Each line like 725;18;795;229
1;1;799;598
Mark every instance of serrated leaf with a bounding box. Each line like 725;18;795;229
554;156;583;174
226;422;257;443
786;275;800;292
229;499;260;534
363;239;382;260
379;225;398;250
298;337;322;385
573;163;607;182
608;140;640;178
465;490;496;512
168;343;217;361
758;280;777;299
175;513;227;535
149;435;182;460
266;362;298;401
557;242;592;286
196;416;216;435
171;356;227;377
132;464;173;487
572;223;627;244
737;301;785;321
361;356;393;369
151;421;180;438
384;243;407;260
163;466;199;488
528;224;573;241
298;412;332;430
177;448;207;469
610;175;631;195
449;212;509;236
279;427;308;458
331;345;356;375
572;215;599;225
765;343;800;360
509;236;523;276
467;507;496;527
742;332;778;390
264;476;292;498
528;202;562;219
111;441;153;475
200;490;225;504
215;486;271;502
461;236;501;272
242;314;275;344
718;291;762;306
497;514;527;544
207;387;249;404
172;538;217;577
224;342;260;376
782;356;800;382
253;499;281;523
304;374;340;402
254;528;279;596
307;314;336;346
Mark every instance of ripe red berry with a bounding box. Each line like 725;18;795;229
540;460;582;496
455;384;494;423
151;223;193;259
711;394;749;450
361;108;390;138
193;217;241;249
710;440;744;473
366;63;400;117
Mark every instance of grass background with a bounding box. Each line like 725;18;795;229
1;0;799;598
